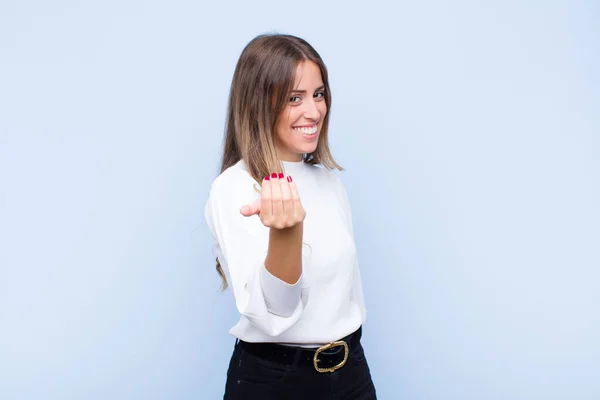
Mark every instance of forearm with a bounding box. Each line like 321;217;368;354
265;222;303;284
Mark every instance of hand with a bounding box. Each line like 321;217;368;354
240;173;306;230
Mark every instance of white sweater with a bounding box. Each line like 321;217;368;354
204;159;366;346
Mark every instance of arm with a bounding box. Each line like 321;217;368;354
265;223;303;284
243;173;305;285
205;173;308;337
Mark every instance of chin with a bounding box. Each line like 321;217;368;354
301;145;319;155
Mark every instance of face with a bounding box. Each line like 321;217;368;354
274;61;327;162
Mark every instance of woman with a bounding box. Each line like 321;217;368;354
205;33;376;399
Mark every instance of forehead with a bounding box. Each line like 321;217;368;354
293;61;323;88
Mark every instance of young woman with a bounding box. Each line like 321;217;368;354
205;34;376;399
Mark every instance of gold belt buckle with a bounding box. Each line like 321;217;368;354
313;340;349;373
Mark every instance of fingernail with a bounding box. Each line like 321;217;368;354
287;176;293;183
278;173;284;179
264;175;270;181
271;173;278;179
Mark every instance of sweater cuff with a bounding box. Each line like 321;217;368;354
259;264;303;318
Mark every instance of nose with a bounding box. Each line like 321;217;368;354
303;98;321;121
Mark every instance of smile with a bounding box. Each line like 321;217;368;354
293;125;318;135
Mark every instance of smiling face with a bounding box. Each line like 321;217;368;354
274;61;327;162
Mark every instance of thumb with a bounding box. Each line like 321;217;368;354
240;199;261;217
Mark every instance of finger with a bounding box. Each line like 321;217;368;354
261;175;273;220
270;173;283;219
279;174;293;218
240;199;261;217
288;177;305;221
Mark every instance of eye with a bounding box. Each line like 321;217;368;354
314;91;325;100
289;95;302;104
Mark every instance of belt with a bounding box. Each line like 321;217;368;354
237;326;362;373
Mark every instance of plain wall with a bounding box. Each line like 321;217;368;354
1;1;599;399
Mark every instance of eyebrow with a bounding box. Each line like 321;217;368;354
291;85;325;94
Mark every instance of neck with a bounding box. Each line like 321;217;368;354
276;147;303;162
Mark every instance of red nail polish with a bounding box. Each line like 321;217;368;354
287;176;292;183
264;175;270;181
271;173;277;179
278;173;284;179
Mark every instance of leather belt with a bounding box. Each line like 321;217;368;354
237;326;362;373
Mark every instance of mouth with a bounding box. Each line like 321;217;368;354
292;125;318;136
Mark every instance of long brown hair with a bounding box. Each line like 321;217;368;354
215;33;342;290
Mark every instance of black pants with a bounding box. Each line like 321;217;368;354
223;327;377;399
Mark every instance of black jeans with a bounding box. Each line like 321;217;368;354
223;328;377;399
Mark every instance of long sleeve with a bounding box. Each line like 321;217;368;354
336;177;367;323
204;175;308;337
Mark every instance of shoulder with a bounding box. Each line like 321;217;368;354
306;163;344;185
308;164;347;196
208;160;260;208
304;164;351;209
211;160;255;189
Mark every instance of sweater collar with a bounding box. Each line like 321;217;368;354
281;159;310;177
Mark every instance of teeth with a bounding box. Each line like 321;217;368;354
293;126;317;135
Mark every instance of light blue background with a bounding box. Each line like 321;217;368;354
1;1;599;399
